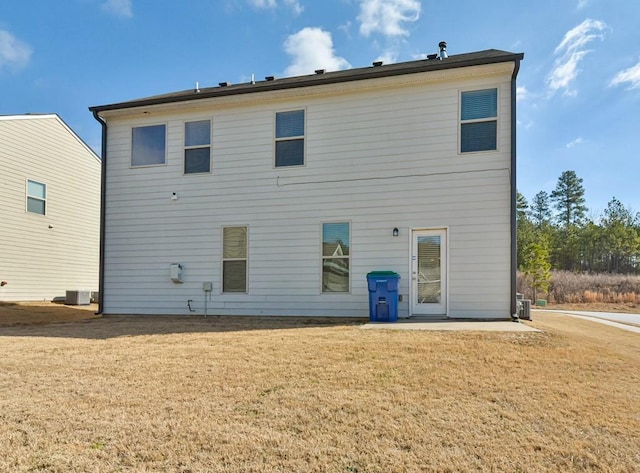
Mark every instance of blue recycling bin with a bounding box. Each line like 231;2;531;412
367;271;400;322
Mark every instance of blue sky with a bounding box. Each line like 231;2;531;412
1;0;639;217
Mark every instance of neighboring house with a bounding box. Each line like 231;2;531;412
0;114;101;301
90;47;524;319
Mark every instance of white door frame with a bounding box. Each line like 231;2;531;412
410;228;448;317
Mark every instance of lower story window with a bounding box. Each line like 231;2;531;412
322;222;350;293
223;226;247;293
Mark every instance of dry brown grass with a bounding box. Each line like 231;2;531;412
0;308;639;472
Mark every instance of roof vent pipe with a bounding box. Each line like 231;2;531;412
438;41;448;60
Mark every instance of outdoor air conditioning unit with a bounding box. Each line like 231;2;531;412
66;290;91;305
518;299;532;320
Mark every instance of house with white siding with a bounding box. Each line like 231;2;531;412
90;47;523;319
0;114;101;301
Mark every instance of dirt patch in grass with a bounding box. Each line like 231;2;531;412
0;301;100;326
1;310;639;472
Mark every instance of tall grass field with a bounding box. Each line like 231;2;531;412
517;270;640;304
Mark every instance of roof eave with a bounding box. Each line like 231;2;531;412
89;50;524;113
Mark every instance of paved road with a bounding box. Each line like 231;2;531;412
533;309;640;334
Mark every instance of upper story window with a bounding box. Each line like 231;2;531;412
131;124;166;167
26;180;46;215
184;120;211;174
460;88;497;153
275;110;305;167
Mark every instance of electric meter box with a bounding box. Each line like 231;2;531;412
170;263;184;283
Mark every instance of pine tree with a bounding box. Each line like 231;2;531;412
550;170;588;227
516;191;536;270
516;191;529;220
521;238;551;301
530;191;551;228
601;197;640;272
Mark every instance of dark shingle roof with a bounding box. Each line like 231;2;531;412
90;49;523;113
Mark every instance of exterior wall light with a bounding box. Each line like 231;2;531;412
393;228;399;237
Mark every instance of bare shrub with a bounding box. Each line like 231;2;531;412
517;271;640;304
516;271;533;299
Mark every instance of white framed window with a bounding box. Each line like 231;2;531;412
460;88;498;153
184;120;211;174
223;226;248;293
275;109;305;167
26;179;46;215
322;222;350;293
131;124;166;167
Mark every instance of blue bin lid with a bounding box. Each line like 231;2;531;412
367;271;400;278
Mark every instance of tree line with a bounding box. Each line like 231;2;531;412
518;170;640;297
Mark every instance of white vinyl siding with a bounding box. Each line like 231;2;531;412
0;115;100;301
100;62;514;318
26;180;46;215
460;88;498;153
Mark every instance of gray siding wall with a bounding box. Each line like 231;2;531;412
0;116;101;301
102;65;513;318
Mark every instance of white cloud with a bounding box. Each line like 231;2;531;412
248;0;277;8
248;0;301;14
358;0;421;38
0;29;32;72
554;19;607;56
283;0;303;15
516;120;535;131
338;21;352;36
566;137;585;148
610;61;640;90
577;0;589;10
516;86;529;102
101;0;133;18
547;19;608;95
283;27;350;77
375;51;398;65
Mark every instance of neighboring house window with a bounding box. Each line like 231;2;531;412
184;120;211;174
131;124;166;166
322;222;350;293
460;88;498;153
275;110;305;167
223;226;248;293
26;180;46;215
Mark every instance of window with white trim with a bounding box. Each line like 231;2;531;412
275;110;304;167
223;226;247;293
26;180;46;215
322;222;350;293
184;120;211;174
131;124;166;166
460;88;497;153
